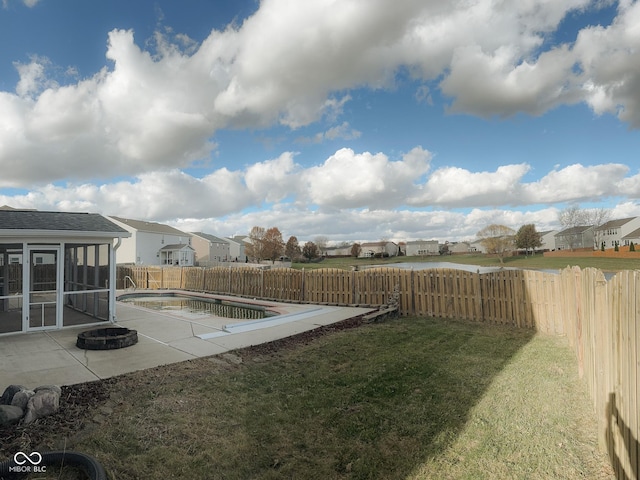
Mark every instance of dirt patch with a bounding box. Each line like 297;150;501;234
0;314;368;460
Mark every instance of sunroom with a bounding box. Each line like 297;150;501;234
0;209;130;336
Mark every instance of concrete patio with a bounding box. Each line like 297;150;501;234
0;296;376;388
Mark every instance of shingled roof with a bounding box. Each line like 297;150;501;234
0;209;129;235
109;216;187;236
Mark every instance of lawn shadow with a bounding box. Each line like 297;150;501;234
228;315;537;479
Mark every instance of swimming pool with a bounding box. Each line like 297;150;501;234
118;292;278;320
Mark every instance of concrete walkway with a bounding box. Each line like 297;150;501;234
0;296;375;388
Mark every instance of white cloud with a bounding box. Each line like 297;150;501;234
303;146;432;209
410;164;530;207
521;163;630;202
4;0;640;189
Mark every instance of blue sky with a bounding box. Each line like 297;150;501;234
1;0;639;243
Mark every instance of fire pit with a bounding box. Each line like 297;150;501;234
76;327;138;350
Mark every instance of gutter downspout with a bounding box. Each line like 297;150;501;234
109;237;123;323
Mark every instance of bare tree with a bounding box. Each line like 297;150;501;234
314;236;329;255
350;242;362;258
246;226;266;261
558;205;610;250
585;208;612;249
558;205;588;251
477;224;515;264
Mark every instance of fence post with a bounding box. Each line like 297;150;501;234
301;268;305;302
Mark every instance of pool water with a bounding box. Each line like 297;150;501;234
119;295;273;320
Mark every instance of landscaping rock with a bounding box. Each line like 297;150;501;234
0;405;24;426
23;389;60;424
10;389;35;410
35;384;62;396
0;384;27;405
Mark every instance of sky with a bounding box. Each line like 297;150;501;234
1;0;640;245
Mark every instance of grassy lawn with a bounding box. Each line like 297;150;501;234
9;317;613;479
294;253;640;272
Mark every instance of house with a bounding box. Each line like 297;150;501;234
358;241;399;258
554;225;594;251
449;242;472;254
108;216;194;266
191;232;231;266
405;240;439;256
539;230;558;251
594;217;640;249
0;208;129;335
469;239;486;253
324;245;353;257
622;227;640;247
226;236;248;262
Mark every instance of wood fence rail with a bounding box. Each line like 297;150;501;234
116;264;638;478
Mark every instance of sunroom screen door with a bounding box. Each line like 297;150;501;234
27;247;60;330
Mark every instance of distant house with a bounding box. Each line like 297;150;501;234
108;216;194;266
324;245;353;257
449;242;472;254
226;236;248;262
358;241;398;258
405;240;439;256
594;217;640;249
469;239;486;253
623;227;640;246
191;232;230;266
555;225;594;251
539;230;558;251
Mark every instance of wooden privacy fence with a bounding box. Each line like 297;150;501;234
117;264;639;477
117;265;568;333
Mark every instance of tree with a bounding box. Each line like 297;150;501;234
585;207;612;249
477;224;515;264
285;236;302;261
631;241;636;252
514;224;542;255
350;242;362;258
246;226;266;261
262;227;285;261
314;236;329;255
558;205;611;250
302;241;319;260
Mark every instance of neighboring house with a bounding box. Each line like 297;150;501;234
623;227;640;246
555;225;594;251
191;232;230;266
469;239;487;253
325;245;353;257
109;216;194;266
226;236;248;262
449;242;472;254
405;240;439;256
539;230;558;251
358;241;398;258
594;217;640;249
159;243;196;266
0;208;129;335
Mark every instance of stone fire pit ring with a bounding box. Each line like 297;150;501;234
76;327;138;350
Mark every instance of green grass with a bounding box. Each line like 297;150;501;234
23;317;613;479
294;253;640;272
